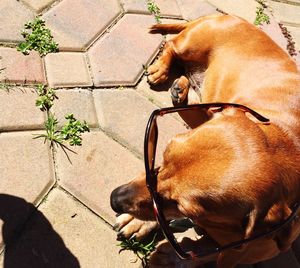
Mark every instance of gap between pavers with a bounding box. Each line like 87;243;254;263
0;188;140;267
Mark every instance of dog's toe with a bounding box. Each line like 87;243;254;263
171;80;185;103
114;214;158;240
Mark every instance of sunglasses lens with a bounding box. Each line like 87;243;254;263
148;119;158;172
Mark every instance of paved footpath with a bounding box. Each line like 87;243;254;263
0;0;299;267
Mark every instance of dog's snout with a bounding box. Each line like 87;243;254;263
110;185;131;214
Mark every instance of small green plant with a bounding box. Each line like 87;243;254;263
34;113;90;147
34;113;62;146
118;234;157;267
35;84;57;111
17;16;58;56
254;0;270;26
60;114;90;146
147;1;161;23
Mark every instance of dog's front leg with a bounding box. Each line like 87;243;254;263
147;41;176;84
114;213;158;240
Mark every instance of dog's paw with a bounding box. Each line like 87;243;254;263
114;213;158;240
170;76;189;103
147;61;169;85
149;237;204;268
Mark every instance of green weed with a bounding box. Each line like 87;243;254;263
118;234;157;267
18;16;58;56
254;0;270;26
35;84;57;111
147;1;161;23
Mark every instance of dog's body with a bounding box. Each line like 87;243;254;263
111;15;300;267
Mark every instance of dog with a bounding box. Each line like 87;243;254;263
110;14;300;267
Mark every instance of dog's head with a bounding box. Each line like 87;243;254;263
111;110;274;223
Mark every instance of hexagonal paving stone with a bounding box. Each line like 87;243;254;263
43;0;122;51
22;0;56;13
0;0;34;43
51;89;98;128
44;52;92;88
0;87;46;131
121;0;182;17
56;130;143;222
0;131;55;248
88;14;163;87
207;0;257;23
269;1;300;25
177;0;219;20
93;89;188;157
0;47;46;84
0;188;140;267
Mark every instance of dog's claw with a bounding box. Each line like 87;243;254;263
129;234;137;240
113;223;120;231
117;231;125;240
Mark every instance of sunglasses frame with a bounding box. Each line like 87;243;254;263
144;102;299;260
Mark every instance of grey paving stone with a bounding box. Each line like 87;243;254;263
44;52;92;88
0;87;46;131
286;25;300;50
93;89;188;158
121;0;182;17
51;89;98;128
0;131;55;248
136;76;173;107
120;0;150;13
56;130;143;223
155;0;182;18
0;188;140;267
177;0;219;20
0;0;34;43
207;0;258;23
43;0;122;51
0;47;46;84
269;1;300;25
88;14;163;87
22;0;56;13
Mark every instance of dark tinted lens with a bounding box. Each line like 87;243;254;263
147;118;158;172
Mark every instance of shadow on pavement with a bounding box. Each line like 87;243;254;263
0;194;80;268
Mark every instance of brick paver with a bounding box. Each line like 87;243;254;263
88;14;163;87
56;130;143;223
0;188;140;267
0;87;45;131
51;89;98;128
0;48;46;84
43;0;121;51
207;0;258;23
269;1;300;25
0;131;55;249
0;0;34;43
45;52;92;87
177;0;219;20
22;0;56;13
93;89;187;160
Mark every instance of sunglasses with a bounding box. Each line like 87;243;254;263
144;102;299;260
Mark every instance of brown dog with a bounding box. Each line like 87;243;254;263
111;15;300;267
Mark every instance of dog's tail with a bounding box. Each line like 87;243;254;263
149;22;189;34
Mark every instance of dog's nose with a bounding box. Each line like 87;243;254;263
110;186;129;214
